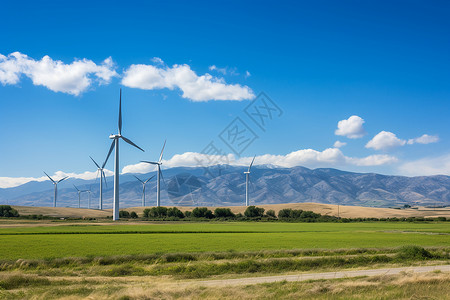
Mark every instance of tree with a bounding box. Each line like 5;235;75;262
130;211;138;218
265;209;276;218
119;210;130;218
192;207;214;219
278;208;292;219
0;205;19;217
244;206;265;218
167;207;184;218
214;208;235;218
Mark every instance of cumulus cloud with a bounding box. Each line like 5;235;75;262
0;52;117;95
333;141;347;148
335;115;366;139
398;153;450;176
407;134;439;145
0;170;113;188
121;148;397;174
121;63;254;101
365;131;406;151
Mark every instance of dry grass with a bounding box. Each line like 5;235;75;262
0;269;448;299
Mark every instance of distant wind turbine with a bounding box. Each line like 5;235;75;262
90;149;113;210
73;184;85;208
109;89;145;220
133;175;155;206
44;172;68;207
142;140;166;207
244;155;256;207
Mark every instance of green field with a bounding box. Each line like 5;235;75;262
0;222;449;260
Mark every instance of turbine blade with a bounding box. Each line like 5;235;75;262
248;155;256;172
102;170;107;188
118;88;122;135
73;184;79;191
44;172;56;184
141;161;158;165
133;175;144;184
90;156;101;169
159;140;166;162
160;167;167;188
104;140;115;168
57;176;68;183
121;136;144;152
145;175;155;184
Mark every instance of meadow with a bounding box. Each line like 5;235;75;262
0;222;449;260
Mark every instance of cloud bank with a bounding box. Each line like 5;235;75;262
122;63;254;101
0;52;117;95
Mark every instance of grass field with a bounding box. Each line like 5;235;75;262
0;220;449;299
0;222;449;260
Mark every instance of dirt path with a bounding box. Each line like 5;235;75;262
191;264;450;286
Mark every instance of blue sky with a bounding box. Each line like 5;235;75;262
1;0;449;187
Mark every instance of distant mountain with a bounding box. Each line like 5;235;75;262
1;166;449;209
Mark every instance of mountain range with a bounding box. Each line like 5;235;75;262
1;165;449;209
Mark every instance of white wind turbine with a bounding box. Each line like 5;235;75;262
90;149;113;210
142;140;166;207
244;155;256;207
109;89;144;220
44;172;68;207
133;175;155;207
73;184;87;208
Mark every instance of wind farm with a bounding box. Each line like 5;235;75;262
1;1;450;299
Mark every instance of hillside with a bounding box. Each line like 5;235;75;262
1;166;449;209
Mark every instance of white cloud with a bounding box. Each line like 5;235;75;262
122;148;397;174
366;131;406;151
151;57;164;65
0;170;113;188
398;153;450;176
0;52;117;95
333;141;347;148
122;63;254;101
407;134;439;145
245;71;251;78
335;115;366;139
348;154;398;166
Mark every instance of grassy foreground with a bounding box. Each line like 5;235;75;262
0;222;449;260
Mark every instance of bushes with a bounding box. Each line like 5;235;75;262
0;205;19;217
214;208;235;218
119;210;130;218
244;206;265;218
192;207;214;219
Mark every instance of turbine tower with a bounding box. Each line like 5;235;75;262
73;184;85;208
142;140;166;207
90;149;113;210
109;89;144;220
133;175;155;206
244;155;256;207
44;172;68;207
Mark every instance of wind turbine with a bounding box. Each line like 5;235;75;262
244;155;256;207
142;140;166;207
90;149;113;210
73;184;85;208
86;185;92;209
133;175;155;206
109;89;145;220
44;172;68;207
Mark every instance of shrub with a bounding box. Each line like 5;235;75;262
244;206;265;218
130;211;138;218
396;246;434;260
192;207;214;219
144;207;168;218
265;209;276;218
119;210;130;218
167;207;184;218
0;205;19;217
184;211;192;218
214;208;235;218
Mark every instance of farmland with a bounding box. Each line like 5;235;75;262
0;222;449;260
